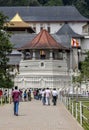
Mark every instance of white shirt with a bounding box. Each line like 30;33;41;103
52;90;58;96
41;91;45;97
45;89;51;97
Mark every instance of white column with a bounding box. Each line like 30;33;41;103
21;52;24;60
32;50;36;60
70;49;73;70
50;50;53;59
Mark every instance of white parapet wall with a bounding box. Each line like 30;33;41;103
14;58;70;89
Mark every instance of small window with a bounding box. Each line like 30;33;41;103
40;27;43;31
41;62;44;67
47;26;50;33
58;52;63;59
47;24;50;33
40;23;44;31
25;52;31;59
82;24;89;34
33;24;36;32
40;50;46;59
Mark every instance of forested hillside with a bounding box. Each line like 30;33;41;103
0;0;89;18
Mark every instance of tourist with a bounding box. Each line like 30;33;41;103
19;89;23;101
4;89;8;103
52;88;58;105
12;86;21;116
23;90;27;101
38;89;42;100
28;89;31;101
41;88;46;105
0;89;3;97
45;88;51;105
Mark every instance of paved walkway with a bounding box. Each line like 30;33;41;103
0;99;84;130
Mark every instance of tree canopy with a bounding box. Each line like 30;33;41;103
0;12;13;88
73;51;89;84
81;51;89;81
45;0;63;6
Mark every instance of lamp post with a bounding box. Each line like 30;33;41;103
69;68;74;99
69;47;74;98
77;48;81;101
77;48;81;70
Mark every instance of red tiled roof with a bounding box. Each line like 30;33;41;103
18;29;65;50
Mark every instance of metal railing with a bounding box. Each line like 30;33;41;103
59;94;89;127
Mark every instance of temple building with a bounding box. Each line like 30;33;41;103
15;29;69;89
0;6;89;90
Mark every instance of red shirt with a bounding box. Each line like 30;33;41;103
0;90;3;97
12;90;20;102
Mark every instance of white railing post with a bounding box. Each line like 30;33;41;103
69;98;71;110
64;96;66;106
60;94;62;102
76;103;78;120
80;101;83;125
0;96;3;105
68;97;70;110
72;102;74;116
66;97;68;109
9;96;11;104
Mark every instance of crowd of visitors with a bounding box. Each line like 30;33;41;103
1;86;89;117
0;87;58;116
33;88;58;106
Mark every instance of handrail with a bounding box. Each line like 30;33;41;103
59;95;89;127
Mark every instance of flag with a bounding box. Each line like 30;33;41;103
71;38;79;47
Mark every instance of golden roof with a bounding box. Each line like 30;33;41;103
4;13;30;28
10;13;23;22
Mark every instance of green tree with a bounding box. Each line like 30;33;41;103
0;12;13;88
62;0;75;5
38;0;48;5
77;0;89;18
80;51;89;81
45;0;63;6
72;51;89;102
73;51;89;86
27;0;40;6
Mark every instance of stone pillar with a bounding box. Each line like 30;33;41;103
50;50;53;60
70;48;79;71
32;50;36;60
63;51;66;60
21;52;24;60
70;49;73;70
73;48;78;70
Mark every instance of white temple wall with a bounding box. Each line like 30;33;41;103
14;56;70;89
81;37;89;50
68;22;86;35
14;75;70;89
30;22;63;34
30;22;86;35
